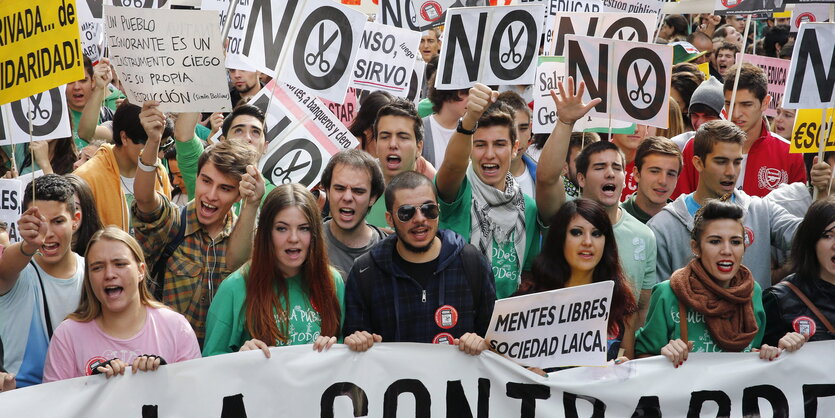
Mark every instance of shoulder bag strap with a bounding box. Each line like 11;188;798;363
784;281;835;334
30;260;53;339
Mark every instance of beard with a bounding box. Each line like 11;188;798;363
394;225;436;253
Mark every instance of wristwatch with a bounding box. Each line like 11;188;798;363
456;118;477;135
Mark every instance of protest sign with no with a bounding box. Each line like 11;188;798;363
435;4;544;89
513;0;603;57
379;0;470;31
350;22;421;98
782;23;835;110
738;54;789;118
104;6;231;112
788;108;835;153
566;35;671;128
201;0;256;71
240;0;367;103
0;86;72;145
320;87;358;127
485;281;613;369
0;0;85;105
549;12;658;56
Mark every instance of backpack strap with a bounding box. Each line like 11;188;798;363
459;244;484;309
678;301;688;343
151;206;188;301
30;260;53;339
784;281;835;334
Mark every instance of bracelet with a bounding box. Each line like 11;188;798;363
19;243;36;257
137;156;158;172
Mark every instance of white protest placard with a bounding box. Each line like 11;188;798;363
107;0;170;8
485;281;613;369
341;0;378;14
104;6;231;112
351;22;422;97
407;59;426;106
254;81;359;189
240;0;367;103
514;0;604;57
548;12;658;56
713;0;785;15
77;0;105;65
738;54;790;118
201;0;257;71
782;23;835;110
0;86;72;145
533;56;633;134
435;4;545;89
0;178;23;243
566;34;672;128
379;0;470;31
790;4;833;32
601;0;662;15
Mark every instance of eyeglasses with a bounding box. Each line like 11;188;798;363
394;203;440;222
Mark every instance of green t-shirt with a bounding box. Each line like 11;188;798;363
417;98;434;118
365;197;390;229
620;194;652;224
612;209;657;300
437;174;542;299
202;266;345;356
634;281;766;356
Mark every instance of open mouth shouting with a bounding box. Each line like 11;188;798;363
601;183;617;198
284;247;304;262
385;154;402;171
716;260;734;273
199;201;219;219
104;285;124;300
481;163;500;177
410;224;431;242
40;242;60;257
337;207;356;223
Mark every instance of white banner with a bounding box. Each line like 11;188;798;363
107;0;170;8
200;0;258;71
0;178;23;243
486;281;613;369
104;6;232;112
240;0;367;103
435;4;544;89
548;12;657;56
351;22;421;97
0;86;72;145
77;0;105;65
601;0;662;16
4;342;835;416
782;23;835;110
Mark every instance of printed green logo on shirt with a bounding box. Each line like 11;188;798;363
491;237;520;299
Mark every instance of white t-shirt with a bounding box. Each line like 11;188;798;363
514;164;535;198
429;115;455;166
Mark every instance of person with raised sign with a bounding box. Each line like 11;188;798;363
420;80;470;167
763;198;835;346
498;91;536;198
42;227;200;381
621;137;682;224
203;184;344;357
636;200;806;364
536;78;655;324
70;56;123;149
343;171;496;354
0;175;84;387
516;198;638;363
435;83;543;299
130;101;264;345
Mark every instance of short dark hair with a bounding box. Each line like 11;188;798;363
671;72;702;111
693;120;745;162
672;62;705;81
717;41;740;56
634;136;683;173
221;104;265;138
320;149;385;202
349;91;394;151
197;139;259;182
762;25;789;58
477;101;517;145
112;102;174;147
384;171;435;212
664;15;689;37
428;73;468;114
723;62;767;101
83;55;94;79
691;199;744;242
575;140;624;176
496;91;530;117
567;132;600;163
791;197;835;282
374;98;423;144
23;174;76;214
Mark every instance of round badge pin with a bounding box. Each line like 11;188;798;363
433;332;454;345
792;316;816;337
435;305;459;329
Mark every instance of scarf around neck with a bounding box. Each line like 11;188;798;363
669;258;758;352
467;164;527;276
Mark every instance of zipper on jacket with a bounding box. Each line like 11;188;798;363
421;290;426;303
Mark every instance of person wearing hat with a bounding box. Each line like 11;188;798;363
670;41;709;65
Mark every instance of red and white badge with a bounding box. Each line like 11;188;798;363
435;305;458;329
85;356;108;376
792;316;816;337
433;332;454;345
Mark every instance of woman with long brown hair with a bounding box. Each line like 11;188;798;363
203;184;344;357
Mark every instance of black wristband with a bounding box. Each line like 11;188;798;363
456;118;477;135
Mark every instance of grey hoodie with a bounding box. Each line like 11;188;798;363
647;190;800;289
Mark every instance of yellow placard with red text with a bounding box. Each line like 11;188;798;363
789;108;835;153
0;0;84;105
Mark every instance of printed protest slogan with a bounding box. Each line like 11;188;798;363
0;85;72;144
789;108;835;153
320;87;358;126
252;81;358;190
77;0;104;65
104;6;231;112
713;0;785;15
601;0;662;15
738;54;789;118
350;22;421;98
435;4;544;89
4;342;835;416
548;12;658;56
0;0;85;105
514;0;604;54
201;0;255;71
107;0;170;8
782;23;835;110
486;282;613;368
0;179;23;243
379;0;471;31
790;5;833;33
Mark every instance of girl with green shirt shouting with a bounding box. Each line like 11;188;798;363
203;184;345;357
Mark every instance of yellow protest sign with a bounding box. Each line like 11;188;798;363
789;108;835;153
697;62;710;80
0;0;84;105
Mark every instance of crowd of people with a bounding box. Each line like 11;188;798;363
1;9;834;396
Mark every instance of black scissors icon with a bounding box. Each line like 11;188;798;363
305;23;338;73
272;151;311;184
500;26;523;64
28;94;49;120
628;63;652;105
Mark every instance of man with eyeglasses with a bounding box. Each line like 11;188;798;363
343;171;497;355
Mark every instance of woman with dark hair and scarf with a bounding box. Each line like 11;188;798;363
635;200;805;366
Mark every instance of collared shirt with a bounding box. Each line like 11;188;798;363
132;195;236;344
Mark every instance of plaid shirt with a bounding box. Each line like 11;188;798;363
132;195;236;345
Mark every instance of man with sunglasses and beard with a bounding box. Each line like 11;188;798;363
343;172;497;355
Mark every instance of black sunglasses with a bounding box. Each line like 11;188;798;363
395;203;440;222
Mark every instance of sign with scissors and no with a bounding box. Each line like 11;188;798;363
0;86;72;145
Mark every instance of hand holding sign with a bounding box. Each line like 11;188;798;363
463;83;499;129
552;77;602;125
661;339;694;367
809;157;835;196
93;57;114;91
239;165;265;205
139;101;166;142
18;206;48;254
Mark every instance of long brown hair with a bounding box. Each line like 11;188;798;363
245;184;339;344
70;227;164;322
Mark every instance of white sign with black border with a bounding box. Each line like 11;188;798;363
350;22;422;98
0;86;72;145
781;22;835;110
549;12;658;56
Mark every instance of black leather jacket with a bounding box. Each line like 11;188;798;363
763;274;835;346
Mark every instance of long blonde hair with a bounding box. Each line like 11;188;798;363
69;227;165;322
